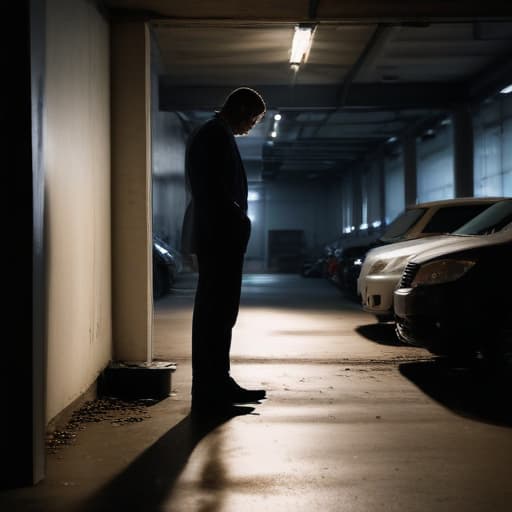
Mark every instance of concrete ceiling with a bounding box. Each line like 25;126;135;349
104;1;512;181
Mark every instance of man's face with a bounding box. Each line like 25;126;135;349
233;112;265;136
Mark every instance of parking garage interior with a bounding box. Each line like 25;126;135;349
3;0;512;510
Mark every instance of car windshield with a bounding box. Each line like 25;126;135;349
453;200;512;235
421;203;492;233
380;208;426;243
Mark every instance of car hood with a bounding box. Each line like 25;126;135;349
360;235;460;275
409;228;512;265
364;235;453;262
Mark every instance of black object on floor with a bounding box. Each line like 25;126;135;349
99;361;176;400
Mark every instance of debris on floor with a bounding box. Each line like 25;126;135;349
46;398;153;454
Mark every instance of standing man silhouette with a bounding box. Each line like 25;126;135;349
183;87;267;410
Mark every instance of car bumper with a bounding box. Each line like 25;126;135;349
360;273;401;316
393;284;487;355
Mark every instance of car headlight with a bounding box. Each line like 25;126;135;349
411;259;476;287
369;260;387;274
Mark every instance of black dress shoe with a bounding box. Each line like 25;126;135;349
225;377;266;403
191;377;266;408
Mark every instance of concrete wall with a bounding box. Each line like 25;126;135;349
44;0;111;423
416;123;454;202
384;154;405;224
151;112;187;249
246;181;332;268
474;94;512;197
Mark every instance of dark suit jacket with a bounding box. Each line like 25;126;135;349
182;115;251;255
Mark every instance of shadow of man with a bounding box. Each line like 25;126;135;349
77;405;255;512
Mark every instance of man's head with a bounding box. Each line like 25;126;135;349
219;87;266;135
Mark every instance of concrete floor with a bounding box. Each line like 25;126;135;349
2;273;512;511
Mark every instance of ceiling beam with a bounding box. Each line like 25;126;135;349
338;24;396;107
160;83;460;111
104;1;512;22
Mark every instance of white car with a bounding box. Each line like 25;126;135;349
358;197;508;321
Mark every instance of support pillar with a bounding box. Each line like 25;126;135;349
378;159;386;225
453;106;474;197
403;135;417;206
352;168;363;231
111;21;152;362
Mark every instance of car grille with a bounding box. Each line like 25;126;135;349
399;262;420;288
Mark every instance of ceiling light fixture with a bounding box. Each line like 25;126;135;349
274;113;282;121
290;24;316;70
500;84;512;94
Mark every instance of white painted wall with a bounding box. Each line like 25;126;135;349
44;0;111;423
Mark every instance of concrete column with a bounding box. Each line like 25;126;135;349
402;135;417;206
111;21;152;362
378;158;386;224
453;106;474;197
352;168;362;230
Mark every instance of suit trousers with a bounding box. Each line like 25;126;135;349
191;248;245;394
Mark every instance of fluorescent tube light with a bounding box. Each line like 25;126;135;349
500;84;512;94
290;25;315;68
274;113;282;121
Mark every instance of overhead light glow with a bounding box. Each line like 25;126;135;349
387;136;397;143
500;84;512;94
271;131;277;138
360;223;368;230
290;25;316;68
248;191;260;202
274;113;282;121
372;220;382;228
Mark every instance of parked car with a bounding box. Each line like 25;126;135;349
301;256;327;277
340;197;503;300
393;207;512;365
357;197;507;321
377;197;504;245
335;245;370;295
153;236;181;299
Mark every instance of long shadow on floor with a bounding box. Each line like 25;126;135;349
77;405;255;512
399;358;512;427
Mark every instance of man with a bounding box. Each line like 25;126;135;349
183;87;267;410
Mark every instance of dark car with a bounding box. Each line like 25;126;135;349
153;236;180;299
394;201;512;366
335;245;371;295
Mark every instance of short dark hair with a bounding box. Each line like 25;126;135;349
220;87;266;122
